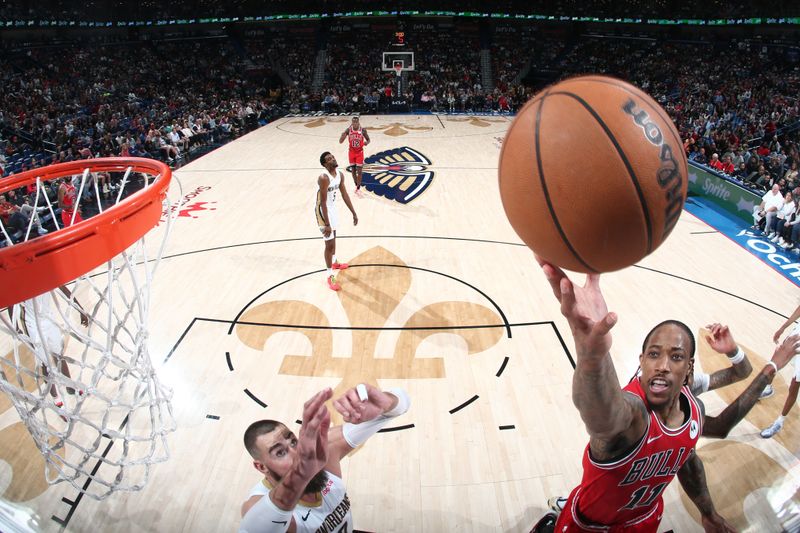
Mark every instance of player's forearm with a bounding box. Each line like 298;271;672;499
731;356;753;380
320;205;330;225
573;355;632;436
342;196;355;215
678;450;716;517
708;358;752;391
703;366;775;438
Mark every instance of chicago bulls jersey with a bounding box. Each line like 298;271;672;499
347;126;365;152
62;182;77;210
562;378;702;530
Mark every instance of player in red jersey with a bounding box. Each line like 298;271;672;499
338;116;370;198
534;257;800;532
58;177;84;227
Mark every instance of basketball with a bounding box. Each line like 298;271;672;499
498;75;688;273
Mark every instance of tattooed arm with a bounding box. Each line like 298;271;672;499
703;334;800;438
677;450;735;532
538;259;647;459
705;323;753;390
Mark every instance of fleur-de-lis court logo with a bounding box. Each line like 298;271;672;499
233;246;504;416
369;122;433;137
446;116;507;127
290;117;351;128
360;147;434;204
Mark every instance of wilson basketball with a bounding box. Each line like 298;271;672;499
498;75;688;273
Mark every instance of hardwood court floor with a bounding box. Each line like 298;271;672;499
1;114;799;532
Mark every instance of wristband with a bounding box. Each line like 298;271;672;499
382;387;411;417
727;346;745;365
766;361;778;374
341;388;410;448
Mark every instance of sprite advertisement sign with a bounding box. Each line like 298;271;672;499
687;162;761;224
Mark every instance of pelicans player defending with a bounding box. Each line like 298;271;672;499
316;152;357;291
536;257;798;532
338;116;370;197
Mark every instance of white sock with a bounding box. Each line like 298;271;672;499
777;415;786;425
332;255;338;264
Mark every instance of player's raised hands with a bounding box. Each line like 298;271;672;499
704;323;737;355
537;255;617;358
295;388;332;480
333;384;396;424
771;334;800;371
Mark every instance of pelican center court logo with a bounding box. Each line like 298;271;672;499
359;146;434;204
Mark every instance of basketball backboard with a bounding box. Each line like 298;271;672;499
382;51;414;71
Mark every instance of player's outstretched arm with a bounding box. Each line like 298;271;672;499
677;450;735;533
240;389;332;533
701;323;753;392
363;129;370;145
339;129;348;144
327;384;410;463
703;334;800;438
538;257;647;451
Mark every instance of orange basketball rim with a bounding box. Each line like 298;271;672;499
0;157;172;309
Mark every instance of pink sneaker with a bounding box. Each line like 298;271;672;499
327;276;341;291
332;262;349;270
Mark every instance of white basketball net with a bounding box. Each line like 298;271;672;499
0;162;181;499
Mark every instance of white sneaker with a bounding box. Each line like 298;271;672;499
761;419;784;438
770;234;780;242
759;384;774;399
781;241;792;249
548;496;567;514
37;227;48;235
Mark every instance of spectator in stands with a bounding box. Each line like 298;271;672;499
0;194;47;238
692;147;708;165
709;153;723;171
754;183;786;233
785;162;799;187
719;155;735;175
767;191;796;241
155;133;179;163
776;199;800;251
768;155;785;181
734;162;749;181
754;166;773;190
